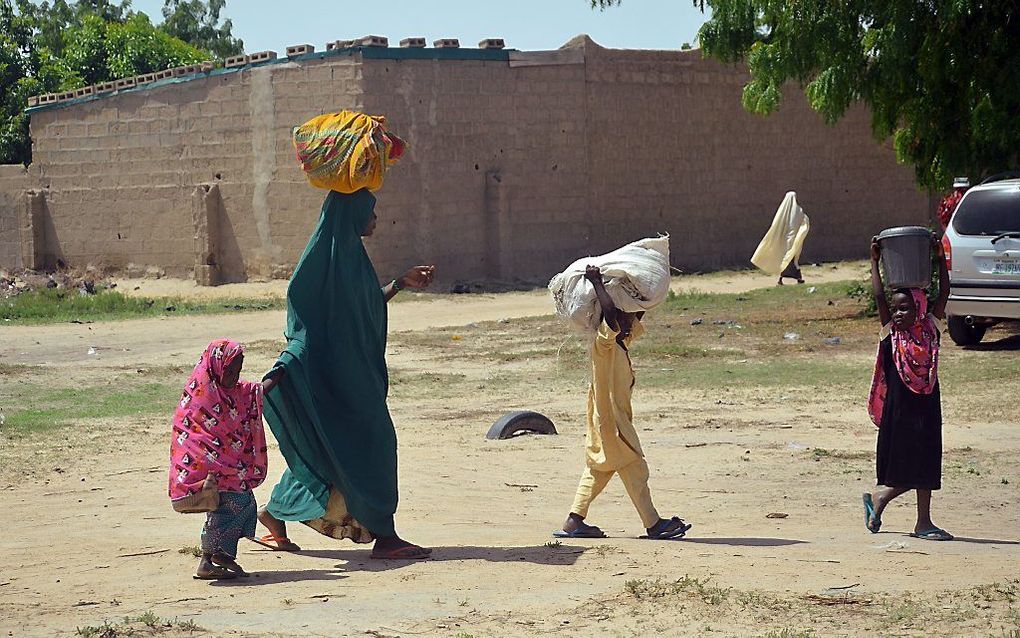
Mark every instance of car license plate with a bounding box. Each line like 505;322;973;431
992;258;1020;274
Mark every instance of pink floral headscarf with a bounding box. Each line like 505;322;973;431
168;339;267;501
868;289;941;426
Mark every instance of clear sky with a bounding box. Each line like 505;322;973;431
126;0;708;53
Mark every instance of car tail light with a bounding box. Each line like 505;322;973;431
942;234;952;270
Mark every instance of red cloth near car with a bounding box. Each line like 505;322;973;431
937;189;964;230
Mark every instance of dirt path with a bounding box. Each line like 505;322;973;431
0;291;551;368
114;261;867;300
3;260;1018;638
3;262;867;368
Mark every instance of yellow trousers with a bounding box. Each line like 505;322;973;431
570;457;659;529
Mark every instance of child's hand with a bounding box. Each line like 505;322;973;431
931;232;945;257
262;368;284;393
870;237;881;262
584;265;602;283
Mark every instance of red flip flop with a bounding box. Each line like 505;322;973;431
248;534;301;552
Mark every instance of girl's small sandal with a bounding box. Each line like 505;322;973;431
862;493;882;533
211;554;250;577
194;564;237;580
249;534;301;552
910;528;954;541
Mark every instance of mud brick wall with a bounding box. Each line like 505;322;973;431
11;38;931;281
24;57;364;280
360;55;590;281
582;44;929;272
0;165;30;271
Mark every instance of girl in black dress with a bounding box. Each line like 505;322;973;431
862;234;952;541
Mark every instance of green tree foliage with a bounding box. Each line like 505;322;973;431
20;0;133;55
160;0;242;59
1;0;78;163
591;1;1020;190
1;0;235;165
61;12;206;85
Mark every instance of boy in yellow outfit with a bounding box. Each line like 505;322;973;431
556;265;691;540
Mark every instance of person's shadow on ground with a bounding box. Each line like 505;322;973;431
941;536;1020;545
214;545;588;585
288;544;590;572
676;537;806;547
209;568;349;586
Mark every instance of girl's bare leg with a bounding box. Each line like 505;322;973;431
914;489;936;533
872;486;910;522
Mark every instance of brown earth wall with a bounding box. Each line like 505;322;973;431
582;45;929;272
0;165;30;271
10;41;931;283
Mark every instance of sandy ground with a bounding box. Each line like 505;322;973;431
113;262;868;300
1;261;1018;638
1;263;867;368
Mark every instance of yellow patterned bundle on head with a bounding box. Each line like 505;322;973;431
292;110;407;193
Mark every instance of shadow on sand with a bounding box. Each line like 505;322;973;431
674;537;807;547
293;544;591;572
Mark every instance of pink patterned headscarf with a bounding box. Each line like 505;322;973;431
868;289;941;426
168;339;267;501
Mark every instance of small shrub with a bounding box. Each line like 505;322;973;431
625;576;729;604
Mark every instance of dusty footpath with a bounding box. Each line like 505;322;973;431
1;262;1018;638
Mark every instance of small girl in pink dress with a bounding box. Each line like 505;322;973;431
168;339;283;579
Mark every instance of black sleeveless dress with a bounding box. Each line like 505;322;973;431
875;336;943;490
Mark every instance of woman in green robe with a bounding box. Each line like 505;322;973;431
256;188;435;559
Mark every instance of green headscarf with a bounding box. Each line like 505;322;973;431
263;189;398;537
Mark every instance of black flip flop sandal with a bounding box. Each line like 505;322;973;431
641;516;692;540
194;564;238;580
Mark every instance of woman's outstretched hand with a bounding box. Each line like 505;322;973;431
400;265;436;289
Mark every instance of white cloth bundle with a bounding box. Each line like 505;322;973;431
549;236;671;331
750;191;810;275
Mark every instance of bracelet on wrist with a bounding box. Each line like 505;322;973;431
392;278;404;292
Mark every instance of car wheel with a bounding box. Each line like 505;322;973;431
947;315;987;346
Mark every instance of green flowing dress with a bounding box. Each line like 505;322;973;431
263;189;397;538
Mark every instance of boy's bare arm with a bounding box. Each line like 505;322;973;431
585;265;619;331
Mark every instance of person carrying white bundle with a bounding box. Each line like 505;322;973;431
549;239;691;541
549;236;671;332
751;191;811;285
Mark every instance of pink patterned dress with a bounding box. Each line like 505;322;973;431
168;339;268;501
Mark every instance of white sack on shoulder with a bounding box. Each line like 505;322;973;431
549;236;671;331
750;191;810;276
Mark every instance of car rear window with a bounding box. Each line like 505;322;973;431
953;186;1020;235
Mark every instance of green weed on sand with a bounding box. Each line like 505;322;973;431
2;288;284;324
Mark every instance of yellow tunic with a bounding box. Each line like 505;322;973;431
571;317;659;528
585;318;645;471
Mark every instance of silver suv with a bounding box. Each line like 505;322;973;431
943;174;1020;345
